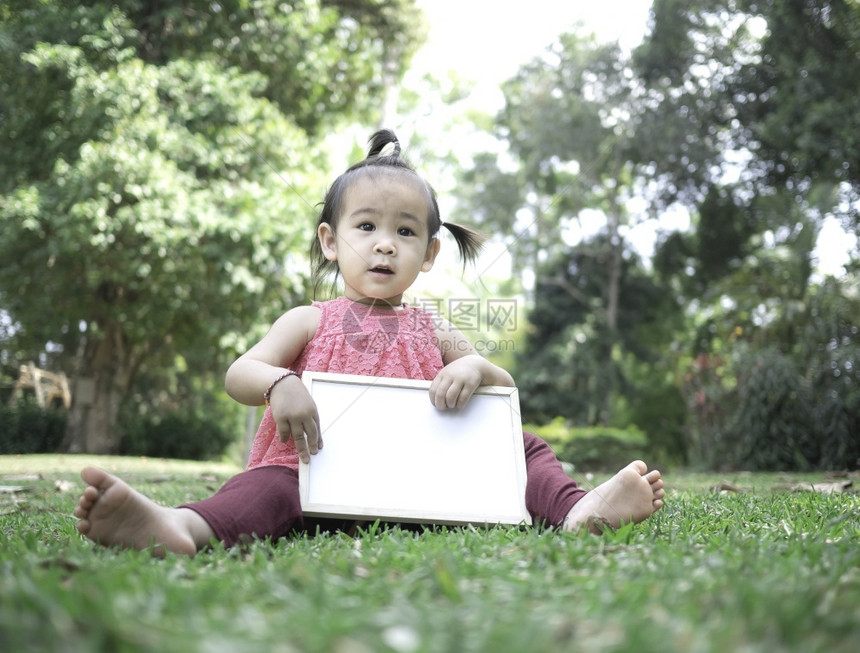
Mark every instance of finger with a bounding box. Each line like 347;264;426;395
445;381;465;409
455;386;473;409
290;425;311;464
304;418;321;455
434;380;453;410
314;413;323;450
278;425;291;444
428;377;442;408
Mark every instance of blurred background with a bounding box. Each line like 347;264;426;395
1;0;857;473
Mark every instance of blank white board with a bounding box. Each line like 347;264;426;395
299;371;531;526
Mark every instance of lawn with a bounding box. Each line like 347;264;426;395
1;455;857;652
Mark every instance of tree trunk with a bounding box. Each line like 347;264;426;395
64;324;134;454
605;203;622;334
597;191;625;426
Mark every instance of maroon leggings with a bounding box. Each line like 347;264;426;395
183;431;585;547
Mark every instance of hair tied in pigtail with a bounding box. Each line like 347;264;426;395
441;220;485;267
366;129;401;158
377;139;400;158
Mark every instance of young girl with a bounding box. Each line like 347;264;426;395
74;130;664;556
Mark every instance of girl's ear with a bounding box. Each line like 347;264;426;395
421;237;441;273
317;223;338;261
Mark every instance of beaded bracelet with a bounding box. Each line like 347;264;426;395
263;370;299;406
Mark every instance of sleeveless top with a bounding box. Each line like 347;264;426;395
246;296;444;471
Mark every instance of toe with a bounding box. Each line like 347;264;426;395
80;466;110;490
644;470;662;484
627;460;648;475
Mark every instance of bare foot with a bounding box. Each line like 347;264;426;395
562;460;665;534
74;466;210;556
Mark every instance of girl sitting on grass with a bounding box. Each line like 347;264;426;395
74;129;664;556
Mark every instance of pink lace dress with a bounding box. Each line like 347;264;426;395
246;297;444;471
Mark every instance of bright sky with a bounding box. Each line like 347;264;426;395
411;0;652;113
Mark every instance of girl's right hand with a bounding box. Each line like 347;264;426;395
268;375;322;464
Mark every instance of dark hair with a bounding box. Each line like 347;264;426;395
310;129;484;297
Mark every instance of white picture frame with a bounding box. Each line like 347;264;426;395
299;371;531;526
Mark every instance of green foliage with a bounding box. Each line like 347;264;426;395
524;418;649;471
0;0;425;452
635;0;860;224
456;33;638;275
516;334;602;427
522;416;571;448
468;1;859;475
516;238;687;457
118;412;234;461
2;460;858;652
0;1;424;140
737;0;860;193
636;2;859;476
561;434;648;473
687;336;860;472
801;282;860;469
119;360;246;461
1;44;312;359
728;346;818;470
613;354;688;467
458;30;693;456
0;399;66;454
682;270;860;472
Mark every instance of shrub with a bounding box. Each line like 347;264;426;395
523;416;571;451
559;427;649;472
0;398;67;454
727;347;817;470
119;411;233;461
807;338;860;471
688;342;860;472
524;418;650;471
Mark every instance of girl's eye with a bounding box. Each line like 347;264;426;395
358;222;374;232
398;227;415;237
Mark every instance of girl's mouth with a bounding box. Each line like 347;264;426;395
370;266;394;275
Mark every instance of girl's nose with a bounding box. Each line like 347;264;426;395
373;237;396;255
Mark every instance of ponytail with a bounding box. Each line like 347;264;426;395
442;221;485;266
367;129;402;158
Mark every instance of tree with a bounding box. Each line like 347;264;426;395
635;0;860;230
457;34;619;277
636;0;860;468
456;1;860;471
456;32;689;430
0;1;424;453
517;235;685;436
116;0;424;135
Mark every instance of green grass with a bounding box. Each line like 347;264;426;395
1;456;858;653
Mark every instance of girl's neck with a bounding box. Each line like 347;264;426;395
342;295;405;310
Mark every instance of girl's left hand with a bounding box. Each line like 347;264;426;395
429;356;484;410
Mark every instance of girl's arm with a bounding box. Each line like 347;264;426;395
225;305;320;404
429;320;515;410
225;305;321;462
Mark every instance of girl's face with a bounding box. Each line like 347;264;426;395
317;170;440;306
